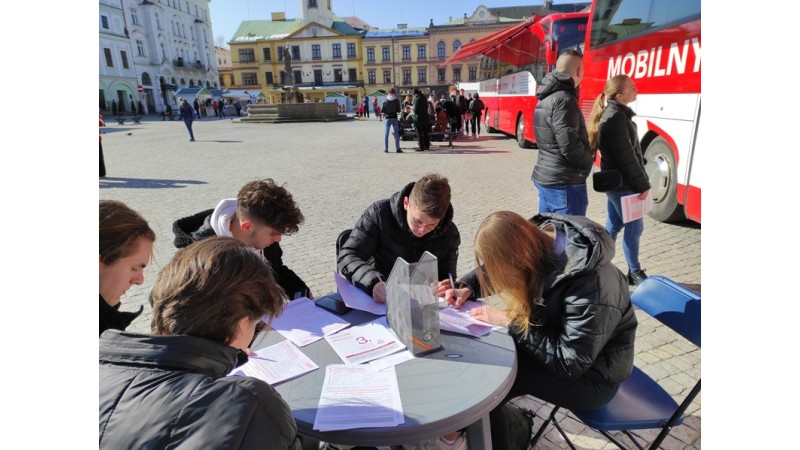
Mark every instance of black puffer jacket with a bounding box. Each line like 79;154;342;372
173;210;310;298
99;330;302;449
99;295;142;336
598;100;651;193
532;72;593;186
460;213;637;384
337;182;461;296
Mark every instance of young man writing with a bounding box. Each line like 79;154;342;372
337;173;460;303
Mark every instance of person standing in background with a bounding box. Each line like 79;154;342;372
382;88;402;153
179;99;195;142
100;112;106;178
587;74;651;286
531;50;592;216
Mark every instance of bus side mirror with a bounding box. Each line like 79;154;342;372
545;36;557;66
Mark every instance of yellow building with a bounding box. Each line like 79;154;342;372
228;3;364;106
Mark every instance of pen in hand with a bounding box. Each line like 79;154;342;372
448;273;457;307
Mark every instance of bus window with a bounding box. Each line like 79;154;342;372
591;0;700;47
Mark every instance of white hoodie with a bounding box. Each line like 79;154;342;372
209;198;237;237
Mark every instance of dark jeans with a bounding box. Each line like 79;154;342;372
470;113;482;135
183;118;195;140
416;121;430;150
490;354;619;448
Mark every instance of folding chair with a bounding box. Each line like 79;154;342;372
529;275;701;450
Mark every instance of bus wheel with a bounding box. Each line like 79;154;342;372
644;137;685;222
516;115;532;148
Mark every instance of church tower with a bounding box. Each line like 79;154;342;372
301;0;334;28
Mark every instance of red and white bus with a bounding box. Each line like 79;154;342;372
447;13;589;148
580;0;701;223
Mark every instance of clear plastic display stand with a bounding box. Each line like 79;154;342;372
385;251;442;356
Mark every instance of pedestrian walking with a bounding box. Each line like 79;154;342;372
588;74;651;286
193;98;201;119
382;88;402;153
363;95;370;119
179;99;195;142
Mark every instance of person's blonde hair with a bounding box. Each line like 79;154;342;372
474;211;555;332
587;74;631;154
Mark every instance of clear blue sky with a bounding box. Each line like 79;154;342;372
209;0;581;47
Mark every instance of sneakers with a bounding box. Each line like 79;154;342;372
384;149;388;153
396;149;403;153
628;269;648;286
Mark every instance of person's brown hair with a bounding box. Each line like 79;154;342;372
409;173;451;220
99;200;155;265
587;74;630;154
150;237;287;344
236;179;304;234
474;211;556;332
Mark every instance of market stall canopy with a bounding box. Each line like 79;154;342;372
174;87;212;99
442;17;539;67
249;91;266;99
224;89;252;100
208;88;229;98
325;92;348;98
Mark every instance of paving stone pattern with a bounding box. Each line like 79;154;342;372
100;115;701;449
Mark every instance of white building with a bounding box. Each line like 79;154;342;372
99;0;140;114
100;0;219;114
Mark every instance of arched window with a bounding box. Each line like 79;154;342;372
180;78;186;85
437;41;446;58
189;79;195;87
453;40;462;52
171;77;177;85
142;72;152;86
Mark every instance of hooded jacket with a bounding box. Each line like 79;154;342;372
172;203;310;298
598;100;651;193
99;330;301;450
532;72;593;186
337;182;461;296
461;213;637;385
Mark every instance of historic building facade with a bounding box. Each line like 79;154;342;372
99;0;219;114
99;0;141;114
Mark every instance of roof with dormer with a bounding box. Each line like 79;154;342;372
230;13;360;43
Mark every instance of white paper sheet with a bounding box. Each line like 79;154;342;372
313;365;404;431
438;300;493;337
269;297;351;347
621;193;654;223
334;272;387;315
229;340;318;385
325;321;407;365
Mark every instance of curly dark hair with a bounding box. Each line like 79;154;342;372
236;179;304;234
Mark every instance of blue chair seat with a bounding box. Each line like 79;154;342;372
574;366;682;430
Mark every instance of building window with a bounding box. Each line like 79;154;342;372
437;68;446;82
242;72;258;85
468;66;477;81
312;44;321;60
156;13;161;29
347;43;356;58
280;71;286;84
348;68;357;82
120;51;129;69
402;69;411;85
314;69;322;85
308;0;317;6
101;15;109;29
452;67;461;82
130;8;139;25
383;70;391;84
334;68;343;82
104;48;114;67
418;68;426;83
142;72;152;85
402;45;411;60
453;40;462;52
417;45;426;60
265;72;274;84
368;70;376;84
382;47;390;62
291;46;300;60
367;47;375;62
263;48;271;61
294;70;302;83
438;41;445;59
277;46;284;61
239;48;255;63
332;43;341;58
219;75;226;86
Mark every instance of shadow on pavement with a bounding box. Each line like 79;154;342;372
99;177;207;189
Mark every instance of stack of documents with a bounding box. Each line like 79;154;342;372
334;272;387;315
325;321;407;365
313;365;404;431
269;297;351;347
229;340;318;385
438;300;494;337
